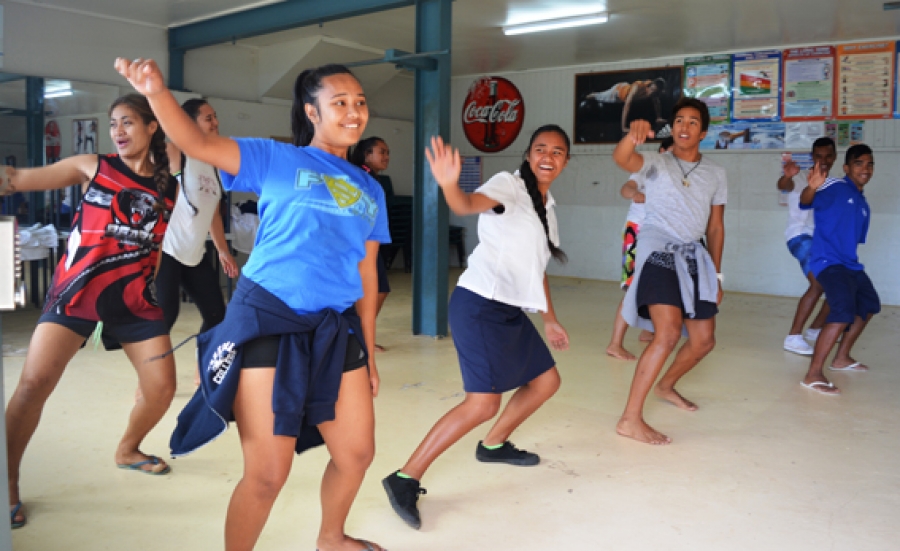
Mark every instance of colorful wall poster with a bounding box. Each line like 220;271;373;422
684;55;732;123
783;46;835;120
700;121;785;150
732;50;782;121
824;120;865;146
459;156;483;192
836;41;894;119
784;121;827;150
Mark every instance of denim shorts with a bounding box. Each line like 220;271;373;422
786;234;814;277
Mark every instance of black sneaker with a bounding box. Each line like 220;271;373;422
382;471;427;530
475;441;540;466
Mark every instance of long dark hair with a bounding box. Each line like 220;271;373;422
109;93;170;215
349;136;385;169
518;124;569;264
291;64;357;147
177;98;214;217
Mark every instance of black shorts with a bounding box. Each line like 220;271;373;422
636;253;718;320
816;265;881;324
38;311;168;350
377;253;391;294
242;332;368;372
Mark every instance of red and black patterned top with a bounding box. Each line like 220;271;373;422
44;154;177;323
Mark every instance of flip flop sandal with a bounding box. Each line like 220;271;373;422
10;501;26;529
117;455;172;475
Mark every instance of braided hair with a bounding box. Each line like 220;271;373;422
518;124;569;264
109;94;170;216
291;64;357;148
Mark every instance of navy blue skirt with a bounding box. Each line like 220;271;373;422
449;287;555;393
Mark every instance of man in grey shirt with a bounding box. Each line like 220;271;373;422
613;98;727;445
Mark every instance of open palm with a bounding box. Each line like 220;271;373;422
425;136;461;189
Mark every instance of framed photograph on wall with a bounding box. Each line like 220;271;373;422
574;66;683;144
73;118;98;154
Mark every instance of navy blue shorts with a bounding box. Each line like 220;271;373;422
636;254;718;320
816;265;880;324
786;234;814;277
37;311;168;350
377;253;391;294
449;287;555;394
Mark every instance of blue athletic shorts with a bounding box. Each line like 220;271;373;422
786;234;814;277
816;265;881;324
37;311;168;350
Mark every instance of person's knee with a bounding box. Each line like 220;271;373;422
244;462;291;501
651;330;681;351
141;376;176;405
533;368;561;397
332;440;376;474
691;334;716;355
463;395;502;424
16;365;63;404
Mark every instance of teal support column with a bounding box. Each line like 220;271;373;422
25;77;44;223
411;0;451;336
169;48;186;91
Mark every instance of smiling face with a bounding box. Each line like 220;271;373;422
812;144;837;174
672;106;707;150
109;104;156;159
526;131;569;188
194;103;219;136
365;140;390;174
844;153;874;189
305;73;368;154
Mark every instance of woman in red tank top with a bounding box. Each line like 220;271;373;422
0;94;179;530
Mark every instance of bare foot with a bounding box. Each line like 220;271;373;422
316;535;385;551
654;385;698;411
616;417;671;445
374;344;386;353
606;344;636;361
639;330;654;342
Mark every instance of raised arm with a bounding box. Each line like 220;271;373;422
425;136;500;216
1;154;97;196
777;160;799;191
613;120;653;174
115;58;241;176
799;162;827;206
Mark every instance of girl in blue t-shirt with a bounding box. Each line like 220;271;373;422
116;59;387;551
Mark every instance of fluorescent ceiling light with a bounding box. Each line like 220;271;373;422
503;12;609;36
44;81;72;99
44;90;73;99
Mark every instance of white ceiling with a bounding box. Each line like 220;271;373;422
15;0;900;76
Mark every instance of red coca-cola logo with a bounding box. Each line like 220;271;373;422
462;76;525;153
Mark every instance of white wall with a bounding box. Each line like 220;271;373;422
450;58;900;306
0;1;167;85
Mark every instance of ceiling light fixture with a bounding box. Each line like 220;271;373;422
44;81;72;99
503;12;609;36
884;2;900;10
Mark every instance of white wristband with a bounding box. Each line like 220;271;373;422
716;273;724;284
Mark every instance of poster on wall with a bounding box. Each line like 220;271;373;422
783;46;835;120
684;55;732;123
73;119;99;154
824;120;865;146
700;121;785;150
574;67;683;143
784;121;827;150
459;156;483;193
461;76;525;153
731;50;782;121
836;41;894;119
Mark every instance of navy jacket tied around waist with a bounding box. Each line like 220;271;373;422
170;276;365;457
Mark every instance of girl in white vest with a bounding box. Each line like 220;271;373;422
155;99;238;373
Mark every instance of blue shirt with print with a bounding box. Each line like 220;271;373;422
799;176;870;277
221;138;390;315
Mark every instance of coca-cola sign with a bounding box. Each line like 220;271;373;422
462;76;525;153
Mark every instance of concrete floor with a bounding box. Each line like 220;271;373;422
2;271;898;550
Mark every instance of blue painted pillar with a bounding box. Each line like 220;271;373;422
25;77;44;224
412;0;451;336
169;48;186;91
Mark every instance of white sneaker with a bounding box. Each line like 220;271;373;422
804;328;821;342
784;334;814;356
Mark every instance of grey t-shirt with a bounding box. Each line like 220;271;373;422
638;151;728;243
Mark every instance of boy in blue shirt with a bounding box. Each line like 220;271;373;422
798;144;880;395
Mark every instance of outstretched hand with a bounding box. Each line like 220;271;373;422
0;166;15;196
115;58;167;97
425;136;461;190
783;160;800;179
807;161;828;191
545;321;570;351
627;120;655;146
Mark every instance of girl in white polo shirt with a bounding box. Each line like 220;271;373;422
383;125;571;530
